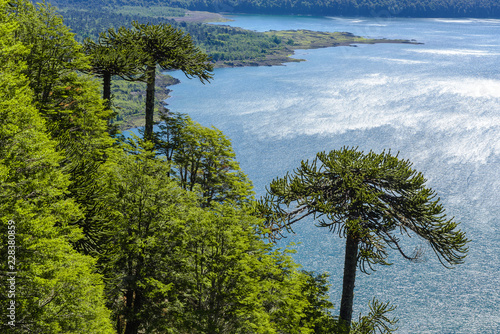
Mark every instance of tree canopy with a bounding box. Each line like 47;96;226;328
257;147;469;330
0;1;114;331
99;21;213;140
1;2;341;331
1;0;472;332
83;35;143;110
154;111;254;207
95;139;329;333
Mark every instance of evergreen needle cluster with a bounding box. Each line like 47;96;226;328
256;147;469;332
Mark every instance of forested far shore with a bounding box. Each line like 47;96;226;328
52;0;500;18
60;6;418;67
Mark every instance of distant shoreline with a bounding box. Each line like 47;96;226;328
120;31;422;130
212;31;422;68
118;12;423;130
165;12;422;69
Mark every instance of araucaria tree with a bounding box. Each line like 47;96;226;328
103;21;213;140
257;147;469;332
83;35;143;109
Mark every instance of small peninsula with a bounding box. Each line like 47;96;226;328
213;29;421;67
113;30;419;130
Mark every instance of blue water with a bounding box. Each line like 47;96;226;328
151;15;499;333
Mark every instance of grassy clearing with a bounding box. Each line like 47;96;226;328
110;73;180;130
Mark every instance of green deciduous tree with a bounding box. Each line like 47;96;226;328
97;140;195;334
299;271;338;333
11;0;117;253
154;111;253;207
0;2;113;331
97;138;324;334
11;0;88;112
257;147;469;331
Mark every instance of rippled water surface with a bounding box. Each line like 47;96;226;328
159;15;499;333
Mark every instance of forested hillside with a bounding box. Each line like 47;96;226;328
0;0;404;332
0;0;338;332
53;0;500;18
0;0;471;332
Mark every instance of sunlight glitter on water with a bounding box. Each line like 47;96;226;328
158;15;500;333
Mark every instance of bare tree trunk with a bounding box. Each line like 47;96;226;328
144;64;156;141
102;71;112;109
339;233;359;332
123;289;142;334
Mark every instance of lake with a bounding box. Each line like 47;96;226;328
144;15;499;333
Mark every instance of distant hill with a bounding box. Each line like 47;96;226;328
52;0;500;18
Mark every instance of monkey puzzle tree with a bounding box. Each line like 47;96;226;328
104;21;213;140
83;34;144;135
83;34;143;109
256;147;469;332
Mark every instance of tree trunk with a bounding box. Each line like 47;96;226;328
144;64;156;141
102;71;112;109
124;289;141;334
339;233;359;332
102;71;118;135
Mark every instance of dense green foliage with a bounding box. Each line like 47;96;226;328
1;2;351;333
0;0;114;331
97;141;321;333
11;0;116;253
179;23;285;63
154;112;254;207
53;0;500;18
2;1;468;332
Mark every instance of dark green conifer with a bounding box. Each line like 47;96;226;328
257;147;469;331
83;30;143;108
102;21;213;140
